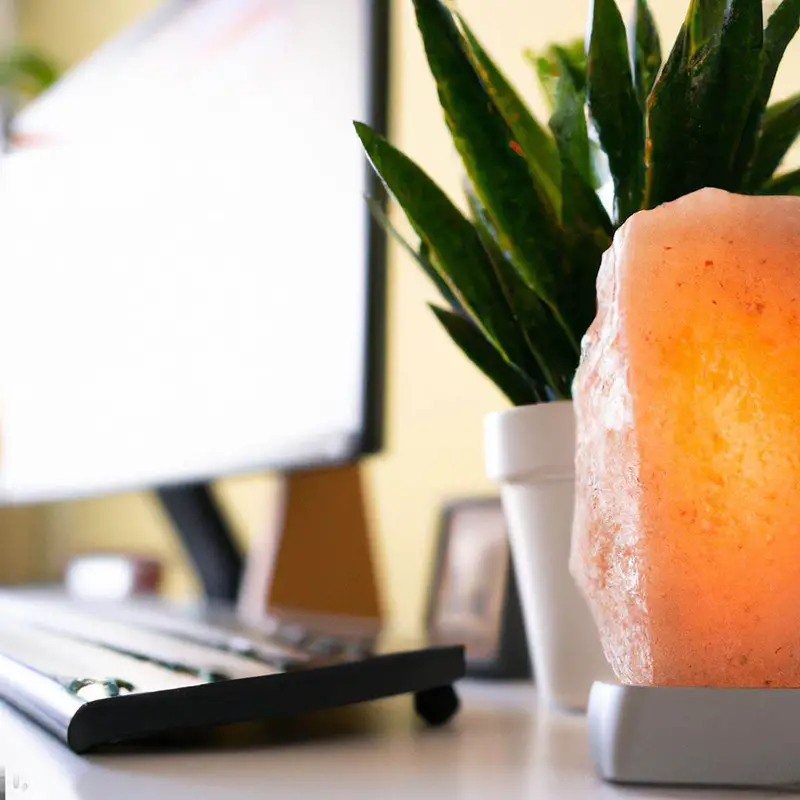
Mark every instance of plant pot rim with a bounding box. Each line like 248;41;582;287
485;400;575;485
485;399;573;425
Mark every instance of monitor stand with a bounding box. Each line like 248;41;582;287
157;462;382;629
157;482;244;603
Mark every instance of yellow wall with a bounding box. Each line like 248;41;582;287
17;0;800;637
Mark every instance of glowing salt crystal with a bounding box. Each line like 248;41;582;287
571;188;800;687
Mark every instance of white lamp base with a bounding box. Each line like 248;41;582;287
588;681;800;790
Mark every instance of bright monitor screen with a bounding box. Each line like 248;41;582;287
0;0;387;503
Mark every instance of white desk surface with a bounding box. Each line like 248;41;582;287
0;681;779;799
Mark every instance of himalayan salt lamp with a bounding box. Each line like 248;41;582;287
571;187;800;689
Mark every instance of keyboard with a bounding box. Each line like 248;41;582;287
0;590;464;752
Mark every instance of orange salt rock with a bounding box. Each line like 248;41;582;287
570;188;800;688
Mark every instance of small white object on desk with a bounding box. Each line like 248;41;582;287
0;682;781;799
65;554;162;600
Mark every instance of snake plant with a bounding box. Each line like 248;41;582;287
356;0;800;405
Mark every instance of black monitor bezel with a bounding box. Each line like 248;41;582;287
358;0;391;458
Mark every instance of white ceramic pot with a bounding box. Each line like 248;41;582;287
485;400;613;712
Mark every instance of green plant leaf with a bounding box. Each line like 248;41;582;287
747;93;800;189
466;183;574;398
553;167;608;356
586;0;645;223
411;0;574;345
549;69;614;234
757;167;800;194
735;0;800;177
647;0;763;205
430;305;543;405
458;17;561;211
0;48;59;97
631;0;662;106
559;215;605;338
762;0;800;105
556;156;612;243
549;68;592;189
527;41;611;192
532;54;559;112
644;22;691;207
697;0;764;190
686;0;727;52
366;195;465;315
527;41;586;113
548;68;614;237
549;67;612;339
355;122;543;377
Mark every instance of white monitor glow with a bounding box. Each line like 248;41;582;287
0;0;385;504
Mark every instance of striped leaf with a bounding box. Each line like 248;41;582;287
700;0;764;190
466;184;575;396
430;306;543;405
758;167;800;195
366;196;465;316
736;0;800;177
761;0;800;107
529;40;587;112
458;17;561;211
549;67;593;189
686;0;726;52
647;0;763;204
586;0;645;223
411;0;573;345
747;94;800;189
355;122;541;376
644;21;691;207
550;68;612;338
549;66;613;241
631;0;662;106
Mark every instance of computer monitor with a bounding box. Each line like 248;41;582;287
0;0;389;607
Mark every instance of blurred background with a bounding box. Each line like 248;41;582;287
2;0;798;640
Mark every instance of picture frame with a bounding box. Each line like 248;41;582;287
426;497;532;680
